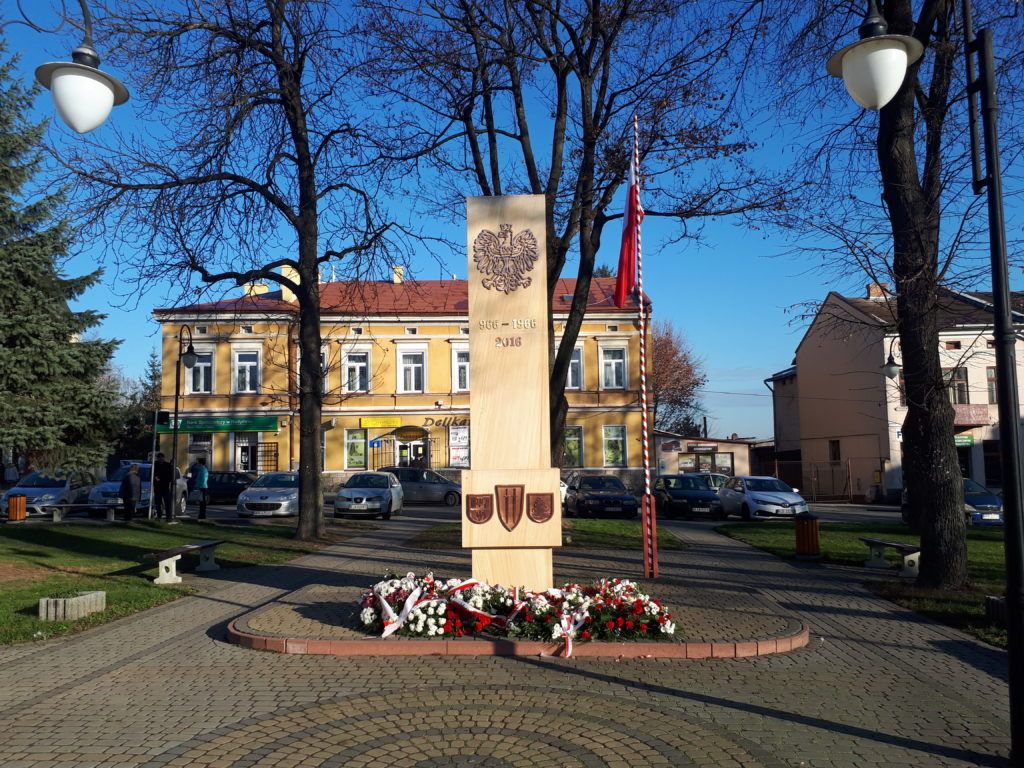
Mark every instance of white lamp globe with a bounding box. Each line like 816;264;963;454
827;35;924;110
35;61;129;134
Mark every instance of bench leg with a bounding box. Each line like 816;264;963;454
105;508;116;522
900;552;920;578
153;555;182;585
864;545;890;569
195;546;220;573
52;508;63;523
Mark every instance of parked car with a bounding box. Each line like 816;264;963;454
901;478;1004;527
378;466;461;506
335;471;404;519
691;472;730;492
1;470;97;517
653;474;725;519
87;464;188;517
564;475;639;518
237;471;299;517
719;476;809;520
190;471;258;504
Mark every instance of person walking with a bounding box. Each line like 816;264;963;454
119;464;141;522
153;452;175;522
189;457;210;520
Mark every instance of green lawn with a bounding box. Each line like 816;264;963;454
0;519;373;645
404;519;684;551
718;521;1007;647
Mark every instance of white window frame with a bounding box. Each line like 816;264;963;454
296;344;329;394
341;343;372;393
599;345;628;390
451;343;470;392
602;425;627;467
186;344;216;395
231;344;262;394
396;343;427;394
567;345;583;390
344;428;368;469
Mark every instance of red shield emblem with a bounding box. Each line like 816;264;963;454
466;494;493;524
526;493;554;524
495;485;525;532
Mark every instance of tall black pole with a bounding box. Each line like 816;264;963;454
963;3;1024;762
170;351;182;518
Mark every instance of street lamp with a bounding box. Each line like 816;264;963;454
829;0;1024;761
5;0;130;133
171;325;198;512
883;337;900;381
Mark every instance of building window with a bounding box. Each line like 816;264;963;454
351;327;363;335
400;351;425;393
195;326;208;335
603;425;626;467
459;327;469;335
453;349;470;391
567;347;582;390
828;439;841;462
563;426;583;467
988;367;998;404
944;367;969;405
241;325;254;334
606;324;619;332
405;327;418;335
233;349;260;393
297;348;328;393
601;348;626;389
345;429;367;469
344;351;369;392
188;351;213;394
984;439;1003;487
188;433;212;455
944;340;961;350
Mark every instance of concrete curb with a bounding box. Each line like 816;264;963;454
226;618;810;659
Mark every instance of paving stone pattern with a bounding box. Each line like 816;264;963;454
0;519;1011;767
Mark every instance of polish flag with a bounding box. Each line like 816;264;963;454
614;131;644;309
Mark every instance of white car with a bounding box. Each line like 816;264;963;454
88;463;188;517
334;471;404;519
718;476;809;521
237;471;299;517
2;470;97;516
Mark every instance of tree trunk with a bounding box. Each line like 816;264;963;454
295;256;324;541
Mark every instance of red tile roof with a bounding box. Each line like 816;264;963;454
156;277;645;316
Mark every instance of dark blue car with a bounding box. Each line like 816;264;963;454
901;477;1003;526
653;474;725;519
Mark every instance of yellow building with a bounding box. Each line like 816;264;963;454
154;274;647;483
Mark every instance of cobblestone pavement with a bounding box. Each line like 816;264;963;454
0;518;1010;767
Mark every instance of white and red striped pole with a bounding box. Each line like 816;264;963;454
632;115;658;579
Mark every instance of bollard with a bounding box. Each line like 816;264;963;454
7;494;26;522
794;512;821;560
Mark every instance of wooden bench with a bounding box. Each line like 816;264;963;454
143;539;224;585
861;537;920;578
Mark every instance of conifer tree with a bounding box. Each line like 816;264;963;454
0;43;118;470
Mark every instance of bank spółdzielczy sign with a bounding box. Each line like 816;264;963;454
156;415;280;433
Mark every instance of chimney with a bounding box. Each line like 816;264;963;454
392;266;405;284
866;282;891;300
280;265;301;303
243;282;269;297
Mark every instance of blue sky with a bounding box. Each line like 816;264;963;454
7;9;1021;442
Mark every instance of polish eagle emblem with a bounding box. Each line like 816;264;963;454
473;224;539;294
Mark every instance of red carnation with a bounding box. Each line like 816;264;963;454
581;630;591;640
639;623;648;633
606;620;615;630
657;615;666;624
616;617;625;628
525;613;534;623
625;620;635;631
585;616;593;625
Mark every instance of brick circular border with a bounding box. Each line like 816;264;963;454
226;618;809;659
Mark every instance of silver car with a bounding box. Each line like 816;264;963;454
719;476;809;520
2;470;97;516
334;471;404;519
87;463;188;517
237;471;299;517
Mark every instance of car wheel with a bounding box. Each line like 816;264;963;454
741;504;752;522
179;494;187;516
381;501;392;520
444;491;459;507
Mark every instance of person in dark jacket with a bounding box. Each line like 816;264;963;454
119;464;141;521
152;453;175;522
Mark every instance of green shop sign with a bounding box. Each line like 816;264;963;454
954;434;975;447
157;415;280;434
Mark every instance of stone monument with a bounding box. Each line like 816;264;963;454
461;195;562;591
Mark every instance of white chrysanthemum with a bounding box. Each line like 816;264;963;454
360;608;376;625
661;621;676;635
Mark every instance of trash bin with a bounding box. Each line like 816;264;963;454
7;494;26;522
794;512;821;560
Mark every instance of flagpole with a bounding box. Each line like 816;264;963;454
632;114;658;580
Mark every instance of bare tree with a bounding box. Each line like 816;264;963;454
358;0;792;464
773;0;1024;588
54;0;398;539
649;320;706;435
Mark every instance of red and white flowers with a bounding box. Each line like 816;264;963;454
358;572;675;653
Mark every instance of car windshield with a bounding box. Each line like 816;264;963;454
109;465;152;482
964;478;990;495
17;472;66;488
580;476;626;491
746;478;793;493
347;474;389;489
252;473;299;488
666;476;710;491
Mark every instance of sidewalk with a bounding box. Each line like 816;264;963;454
0;517;1009;767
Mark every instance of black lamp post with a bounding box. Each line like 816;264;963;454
171;325;198;517
828;1;1024;761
